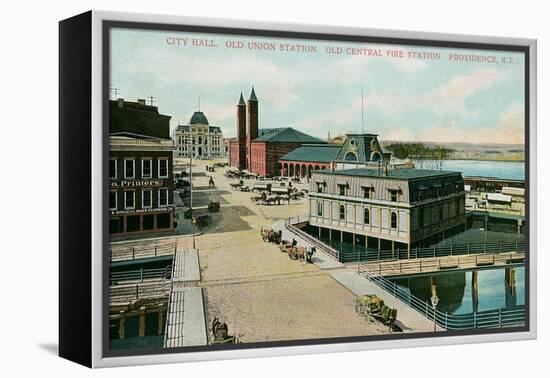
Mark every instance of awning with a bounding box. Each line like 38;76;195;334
432;183;442;188
360;183;374;188
417;185;428;190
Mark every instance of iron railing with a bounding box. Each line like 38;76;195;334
110;265;172;285
361;270;525;330
284;215;340;260
109;243;177;262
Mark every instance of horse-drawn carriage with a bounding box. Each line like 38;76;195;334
354;294;397;332
193;214;212;228
211;317;238;344
279;240;314;263
229;180;244;190
260;228;282;244
208;200;220;212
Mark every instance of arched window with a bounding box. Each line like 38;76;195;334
390;211;397;229
364;208;370;225
339;205;345;221
344;152;357;161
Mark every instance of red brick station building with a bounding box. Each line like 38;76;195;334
229;88;337;177
229;88;391;179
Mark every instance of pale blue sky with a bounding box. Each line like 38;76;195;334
110;28;525;144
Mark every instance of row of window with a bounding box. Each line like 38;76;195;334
417;200;462;228
325;184;399;202
110;158;169;180
177;146;223;152
318;182;462;203
316;201;398;229
176;136;222;145
110;189;170;210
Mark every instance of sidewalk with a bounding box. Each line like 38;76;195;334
165;249;208;347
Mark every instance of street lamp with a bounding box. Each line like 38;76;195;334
431;294;439;333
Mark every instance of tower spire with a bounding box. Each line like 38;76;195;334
249;86;257;101
238;92;245;106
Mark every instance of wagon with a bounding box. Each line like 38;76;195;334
261;228;282;244
194;214;212;228
372;305;398;332
208;200;220;212
354;294;384;319
252;182;272;192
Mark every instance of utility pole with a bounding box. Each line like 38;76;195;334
189;140;195;249
148;95;156;106
109;86;120;100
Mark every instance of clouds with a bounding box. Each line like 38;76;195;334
110;29;526;145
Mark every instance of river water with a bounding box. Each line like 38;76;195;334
438;160;525;180
390;266;525;315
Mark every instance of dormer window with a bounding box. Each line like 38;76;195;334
388;189;399;202
338;184;348;196
362;185;373;199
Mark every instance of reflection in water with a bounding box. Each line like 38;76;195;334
390;267;525;315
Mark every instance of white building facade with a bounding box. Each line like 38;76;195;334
173;111;224;159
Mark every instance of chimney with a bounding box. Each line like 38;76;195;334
137;98;146;105
117;98;124;108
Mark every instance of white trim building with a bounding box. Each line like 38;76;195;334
173;111;224;159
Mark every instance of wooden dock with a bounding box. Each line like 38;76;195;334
359;251;525;277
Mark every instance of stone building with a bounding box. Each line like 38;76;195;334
308;167;466;256
173;111;224;159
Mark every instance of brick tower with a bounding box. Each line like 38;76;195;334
236;92;247;170
246;86;258;170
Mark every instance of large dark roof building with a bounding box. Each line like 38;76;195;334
308;167;466;258
109;98;171;139
253;127;324;143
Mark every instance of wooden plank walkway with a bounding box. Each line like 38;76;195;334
360;251;525;277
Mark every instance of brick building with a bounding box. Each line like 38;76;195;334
109;98;175;238
229;87;326;176
109;98;170;139
109;132;175;236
